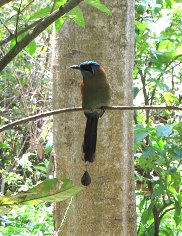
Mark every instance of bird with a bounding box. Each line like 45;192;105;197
70;61;111;162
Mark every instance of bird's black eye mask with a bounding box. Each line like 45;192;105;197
80;64;93;74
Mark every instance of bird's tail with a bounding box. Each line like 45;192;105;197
82;113;99;163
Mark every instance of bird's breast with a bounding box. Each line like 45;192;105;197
81;77;111;109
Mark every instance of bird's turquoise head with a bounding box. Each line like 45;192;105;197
70;61;105;78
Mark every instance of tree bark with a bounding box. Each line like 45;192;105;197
52;0;137;235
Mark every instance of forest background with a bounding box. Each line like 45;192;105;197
0;0;181;235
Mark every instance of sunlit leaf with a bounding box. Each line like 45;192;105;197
141;202;154;225
69;6;85;27
135;21;148;34
29;7;51;20
162;92;179;105
33;165;47;173
0;179;82;209
85;0;112;16
0;142;10;148
25;40;36;56
55;17;66;31
54;0;67;9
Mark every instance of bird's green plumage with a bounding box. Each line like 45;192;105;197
81;68;111;109
70;61;111;163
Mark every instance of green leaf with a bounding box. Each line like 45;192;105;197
170;147;182;159
29;7;51;20
156;125;172;138
9;34;25;50
135;21;148;34
143;146;156;158
85;0;112;16
25;40;36;56
165;0;172;8
174;206;181;226
141;202;154;225
55;17;66;31
151;51;177;65
44;133;53;155
33;165;47;173
152;6;162;16
146;223;155;236
134;86;140;99
54;0;67;9
156;0;163;4
44;143;53;155
69;6;85;27
153;179;166;196
158;40;174;52
0;178;82;209
165;166;177;175
0;142;10;149
138;198;146;211
136;3;147;15
168;185;177;195
173;122;182;135
134;125;148;144
162;92;179;105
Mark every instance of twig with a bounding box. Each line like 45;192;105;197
0;19;13;35
159;207;175;222
20;0;35;14
0;0;84;72
0;105;181;132
15;0;23;43
0;19;43;47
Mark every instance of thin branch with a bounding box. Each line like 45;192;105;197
158;201;173;215
15;0;23;43
138;70;148;105
0;19;43;47
159;207;175;222
51;0;57;12
0;19;13;35
0;105;181;132
0;0;84;72
138;70;150;124
20;0;35;14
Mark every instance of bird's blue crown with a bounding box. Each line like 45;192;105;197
80;61;100;67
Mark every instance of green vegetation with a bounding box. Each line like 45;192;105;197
0;204;53;236
0;0;181;235
135;1;182;235
0;1;112;235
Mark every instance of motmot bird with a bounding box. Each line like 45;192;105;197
70;61;111;163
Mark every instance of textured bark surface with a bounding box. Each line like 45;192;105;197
52;0;136;235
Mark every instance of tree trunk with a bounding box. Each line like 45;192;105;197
52;1;136;235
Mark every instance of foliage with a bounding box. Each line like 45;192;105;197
0;0;181;235
0;178;82;207
0;0;111;234
134;0;182;235
0;204;53;236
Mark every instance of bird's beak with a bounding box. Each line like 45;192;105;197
70;65;80;70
